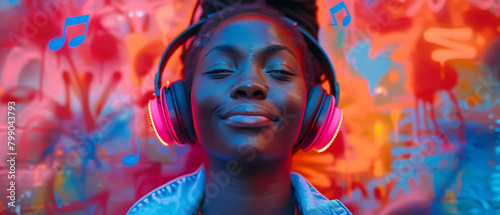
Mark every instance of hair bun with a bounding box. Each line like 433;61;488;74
199;0;319;40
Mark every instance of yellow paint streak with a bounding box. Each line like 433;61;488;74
375;121;383;146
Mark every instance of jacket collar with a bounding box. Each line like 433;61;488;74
127;165;351;215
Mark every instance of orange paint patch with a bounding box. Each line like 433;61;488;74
466;94;479;106
476;35;485;46
34;165;47;187
345;150;352;158
126;34;150;85
424;27;477;63
446;190;456;203
373;160;384;177
387;69;400;83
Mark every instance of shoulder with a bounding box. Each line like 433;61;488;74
291;172;352;215
127;167;206;215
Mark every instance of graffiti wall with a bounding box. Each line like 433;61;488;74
0;0;499;214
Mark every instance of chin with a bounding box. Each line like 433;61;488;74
198;118;297;163
224;138;292;164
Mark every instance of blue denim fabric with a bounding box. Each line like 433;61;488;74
127;166;352;215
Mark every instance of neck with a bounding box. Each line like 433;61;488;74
199;154;296;215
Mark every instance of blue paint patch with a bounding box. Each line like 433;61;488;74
55;190;63;209
350;189;363;200
346;40;392;94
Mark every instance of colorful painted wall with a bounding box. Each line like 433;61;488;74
1;0;499;214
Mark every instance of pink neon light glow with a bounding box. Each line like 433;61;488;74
148;101;172;146
315;109;343;153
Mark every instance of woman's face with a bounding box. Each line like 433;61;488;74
191;13;307;163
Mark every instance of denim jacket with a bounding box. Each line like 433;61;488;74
127;166;352;215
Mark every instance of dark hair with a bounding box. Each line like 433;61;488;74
180;3;324;95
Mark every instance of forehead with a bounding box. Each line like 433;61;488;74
205;13;300;53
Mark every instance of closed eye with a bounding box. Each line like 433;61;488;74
204;69;234;79
266;70;295;81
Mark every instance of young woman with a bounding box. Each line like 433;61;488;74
128;1;351;214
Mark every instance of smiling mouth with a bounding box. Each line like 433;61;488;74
223;115;274;128
219;103;279;128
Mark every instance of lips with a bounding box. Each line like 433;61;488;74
220;104;280;128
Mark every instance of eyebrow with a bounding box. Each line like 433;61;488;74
202;44;298;61
258;45;298;61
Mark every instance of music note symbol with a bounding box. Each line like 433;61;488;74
330;1;351;27
122;139;140;166
48;14;90;51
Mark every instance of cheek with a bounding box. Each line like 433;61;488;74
286;84;307;132
190;80;218;127
280;79;307;119
190;78;227;148
276;89;303;119
269;84;307;144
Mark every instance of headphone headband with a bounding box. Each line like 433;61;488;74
155;13;340;106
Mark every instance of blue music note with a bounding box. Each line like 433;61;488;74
48;14;90;51
330;1;351;27
122;139;139;166
364;0;375;4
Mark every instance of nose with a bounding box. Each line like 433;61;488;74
230;65;268;100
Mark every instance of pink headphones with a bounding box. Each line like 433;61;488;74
148;15;343;153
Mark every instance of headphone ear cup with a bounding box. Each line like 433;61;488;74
308;96;343;152
295;85;325;148
168;81;197;144
148;87;176;146
148;81;196;146
295;86;343;152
